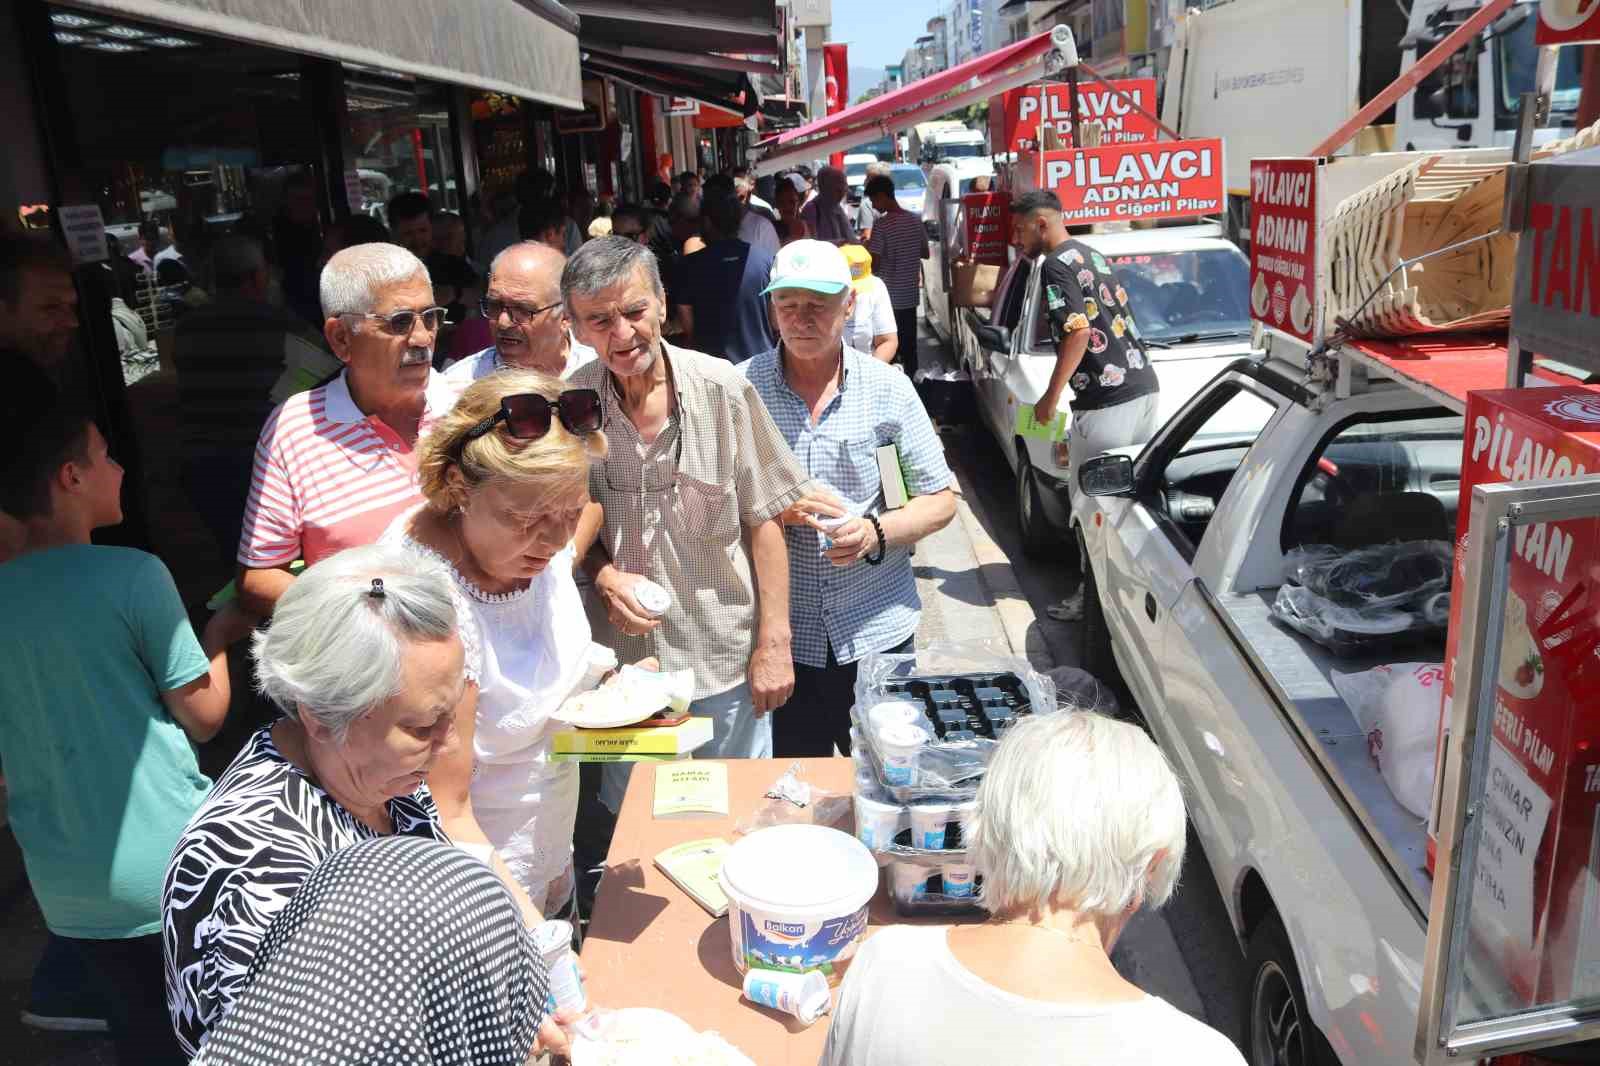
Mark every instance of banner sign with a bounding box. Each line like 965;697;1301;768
1511;147;1600;374
1536;0;1600;45
824;43;848;169
662;96;700;116
991;78;1158;154
962;192;1011;267
1033;138;1224;225
1248;157;1322;343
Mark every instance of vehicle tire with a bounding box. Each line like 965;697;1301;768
1242;911;1339;1066
1016;450;1059;562
1078;531;1115;679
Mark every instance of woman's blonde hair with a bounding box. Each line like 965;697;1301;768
418;369;605;513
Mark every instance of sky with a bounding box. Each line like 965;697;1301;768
830;0;948;73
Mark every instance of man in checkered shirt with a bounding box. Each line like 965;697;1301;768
743;240;956;757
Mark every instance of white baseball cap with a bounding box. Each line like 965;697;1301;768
763;239;852;296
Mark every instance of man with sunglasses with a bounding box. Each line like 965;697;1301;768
433;242;598;410
234;244;451;617
562;237;811;810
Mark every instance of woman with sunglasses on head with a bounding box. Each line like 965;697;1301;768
383;370;611;918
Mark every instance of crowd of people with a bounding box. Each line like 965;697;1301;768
0;163;1240;1065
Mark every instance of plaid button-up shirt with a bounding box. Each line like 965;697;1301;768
573;343;810;698
743;345;953;668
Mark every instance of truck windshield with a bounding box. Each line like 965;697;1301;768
1108;249;1252;343
1497;17;1582;118
937;143;986;159
858;136;896;161
892;170;927;190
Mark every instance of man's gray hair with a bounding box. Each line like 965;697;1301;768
968;711;1187;919
209;235;267;291
319;242;429;319
561;235;664;314
252;544;459;742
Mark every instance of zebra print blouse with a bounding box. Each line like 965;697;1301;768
160;725;449;1057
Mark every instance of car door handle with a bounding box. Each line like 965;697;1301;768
1145;592;1158;622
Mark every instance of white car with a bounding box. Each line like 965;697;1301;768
887;163;927;217
955;224;1259;557
843;152;878;205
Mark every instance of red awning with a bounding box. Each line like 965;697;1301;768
753;30;1057;174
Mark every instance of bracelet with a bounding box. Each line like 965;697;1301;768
864;513;887;566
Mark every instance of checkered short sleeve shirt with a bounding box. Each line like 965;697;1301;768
742;345;953;668
572;344;810;696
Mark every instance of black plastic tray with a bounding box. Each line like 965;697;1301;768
879;672;1034;741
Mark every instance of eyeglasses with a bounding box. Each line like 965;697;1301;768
342;307;448;335
454;390;604;456
480;297;562;325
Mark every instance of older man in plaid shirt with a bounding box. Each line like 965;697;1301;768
743;240;956;757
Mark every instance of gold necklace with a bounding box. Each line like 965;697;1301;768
990;920;1104;948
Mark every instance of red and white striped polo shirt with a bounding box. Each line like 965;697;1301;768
237;372;446;569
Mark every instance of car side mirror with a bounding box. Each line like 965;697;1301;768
972;321;1011;353
1077;453;1135;497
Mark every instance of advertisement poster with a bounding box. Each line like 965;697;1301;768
991;79;1158;154
1536;0;1600;45
1031;138;1224;225
1248;158;1321;344
962;192;1010;267
1443;387;1600;1005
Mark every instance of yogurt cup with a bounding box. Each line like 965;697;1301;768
742;967;831;1026
854;791;903;852
890;862;932;905
941;863;977;899
950;799;979;849
533;919;587;1014
866;700;923;733
908;802;954;850
876;722;928;787
632;577;671;618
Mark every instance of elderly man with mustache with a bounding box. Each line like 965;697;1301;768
234;243;456;617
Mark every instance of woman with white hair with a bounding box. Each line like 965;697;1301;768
821;712;1246;1066
161;544;464;1057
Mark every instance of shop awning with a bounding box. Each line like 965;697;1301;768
568;0;781;57
580;51;757;118
753;30;1057;174
61;0;584;109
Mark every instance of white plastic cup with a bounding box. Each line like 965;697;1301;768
632;577;671;618
890;862;931;904
854;792;904;851
742;967;831;1026
867;700;923;733
815;514;850;551
533;919;587;1014
908;802;954;851
951;800;978;848
876;722;928;787
941;862;977;899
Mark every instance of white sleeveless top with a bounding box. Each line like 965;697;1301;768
383;509;592;901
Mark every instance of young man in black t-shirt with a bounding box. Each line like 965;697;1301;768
1013;189;1162;619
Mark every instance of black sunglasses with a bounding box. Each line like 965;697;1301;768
454;390;603;455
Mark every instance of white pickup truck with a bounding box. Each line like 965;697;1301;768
1073;354;1467;1066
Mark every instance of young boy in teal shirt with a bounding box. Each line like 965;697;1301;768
0;406;236;1063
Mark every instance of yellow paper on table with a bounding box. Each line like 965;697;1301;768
653;838;730;917
1015;404;1067;443
653;762;730;819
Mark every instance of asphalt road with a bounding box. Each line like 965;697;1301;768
938;411;1252;1053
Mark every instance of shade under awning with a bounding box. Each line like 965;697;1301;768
63;0;583;110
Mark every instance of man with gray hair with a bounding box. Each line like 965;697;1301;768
432;241;597;410
173;235;330;566
234;243;449;617
563;237;810;808
801;165;857;244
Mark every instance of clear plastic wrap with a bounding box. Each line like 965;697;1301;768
1272;540;1453;655
733;763;851;837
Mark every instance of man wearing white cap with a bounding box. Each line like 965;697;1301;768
742;240;957;757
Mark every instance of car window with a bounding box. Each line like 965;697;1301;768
891;169;926;190
994;258;1032;332
1108;249;1251;343
1283;411;1465;551
1145;384;1278;553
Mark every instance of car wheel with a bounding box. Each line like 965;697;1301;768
1243;912;1338;1066
1016;450;1058;561
1078;529;1114;678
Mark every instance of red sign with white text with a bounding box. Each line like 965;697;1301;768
1248;158;1322;344
1028;138;1224;225
990;78;1158;154
1536;0;1600;45
962;192;1011;267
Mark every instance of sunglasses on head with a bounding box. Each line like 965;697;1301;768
454;389;603;455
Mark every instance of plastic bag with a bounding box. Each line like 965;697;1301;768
734;763;851;836
853;639;1057;724
1285;540;1451;610
1329;661;1446;819
1046;665;1120;716
1270;585;1422;655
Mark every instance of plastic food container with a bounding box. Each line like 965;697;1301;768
866;700;923;732
876;722;929;787
854;791;903;851
890;861;931;905
719;824;878;986
941;862;976;899
741;967;831;1026
908;802;955;850
632;577;671;618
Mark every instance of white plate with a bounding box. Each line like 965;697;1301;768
551;686;666;729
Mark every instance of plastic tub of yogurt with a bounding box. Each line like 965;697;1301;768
631;577;671;618
875;722;928;787
719;824;878;986
853;791;904;851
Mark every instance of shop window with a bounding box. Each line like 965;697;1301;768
344;71;460;221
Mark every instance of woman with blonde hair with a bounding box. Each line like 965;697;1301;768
383;369;607;918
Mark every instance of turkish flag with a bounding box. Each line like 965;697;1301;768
824;43;848;168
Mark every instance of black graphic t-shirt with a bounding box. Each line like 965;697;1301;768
1038;239;1159;412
